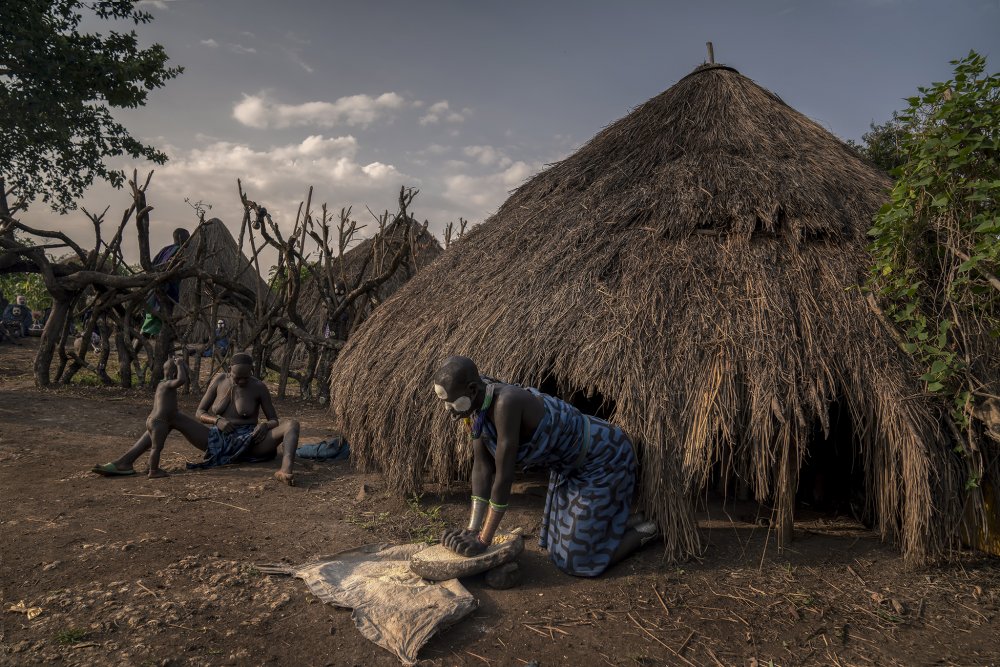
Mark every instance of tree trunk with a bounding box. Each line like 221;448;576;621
115;326;133;388
34;299;71;387
277;331;296;398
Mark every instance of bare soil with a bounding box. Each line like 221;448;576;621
1;338;998;667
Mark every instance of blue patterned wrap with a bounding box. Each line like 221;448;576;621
481;388;637;577
187;424;271;469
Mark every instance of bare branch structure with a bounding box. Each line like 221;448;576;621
0;176;441;398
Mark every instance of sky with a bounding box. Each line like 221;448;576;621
18;0;1000;266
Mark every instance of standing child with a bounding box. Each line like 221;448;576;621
93;357;189;478
146;356;189;478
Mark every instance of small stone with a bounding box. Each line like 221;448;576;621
121;542;135;552
356;484;370;501
485;562;521;590
270;593;292;611
42;560;61;571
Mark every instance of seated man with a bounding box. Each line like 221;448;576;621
92;352;300;485
2;295;33;337
435;356;656;577
203;319;231;357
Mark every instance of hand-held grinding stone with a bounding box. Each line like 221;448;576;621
409;530;524;581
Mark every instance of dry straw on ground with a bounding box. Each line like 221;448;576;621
329;63;965;564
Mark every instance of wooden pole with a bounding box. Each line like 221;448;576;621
706;42;715;65
777;428;797;550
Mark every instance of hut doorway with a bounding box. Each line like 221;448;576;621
537;374;616;421
796;402;872;528
704;401;872;542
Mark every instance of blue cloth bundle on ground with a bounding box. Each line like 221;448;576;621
295;437;350;461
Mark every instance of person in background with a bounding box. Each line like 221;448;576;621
203;318;231;357
141;228;190;336
2;295;33;338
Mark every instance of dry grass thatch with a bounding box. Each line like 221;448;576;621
176;217;270;343
329;64;965;564
297;219;443;337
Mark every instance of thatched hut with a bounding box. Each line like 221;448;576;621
175;217;269;345
297;218;442;339
329;63;964;564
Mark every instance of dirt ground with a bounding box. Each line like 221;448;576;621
1;339;999;667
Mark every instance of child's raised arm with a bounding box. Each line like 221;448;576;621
166;357;190;389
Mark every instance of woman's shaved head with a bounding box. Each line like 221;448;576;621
433;356;479;389
432;356;484;419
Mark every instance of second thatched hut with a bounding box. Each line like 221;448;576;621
175;217;270;346
297;218;443;340
329;63;965;564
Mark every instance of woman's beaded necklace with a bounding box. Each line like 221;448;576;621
467;383;496;439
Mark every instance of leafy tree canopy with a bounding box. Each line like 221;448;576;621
847;114;910;174
867;51;1000;481
0;0;182;213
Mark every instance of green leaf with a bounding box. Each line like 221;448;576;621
927;381;945;392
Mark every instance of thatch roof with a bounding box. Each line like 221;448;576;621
329;64;963;564
297;218;443;337
175;217;270;341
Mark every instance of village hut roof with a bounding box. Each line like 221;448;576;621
328;63;963;564
297;218;442;336
175;217;270;340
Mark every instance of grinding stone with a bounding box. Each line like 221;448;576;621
409;530;524;581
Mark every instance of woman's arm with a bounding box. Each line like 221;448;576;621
477;397;521;544
196;373;224;425
470;437;496;500
256;380;280;430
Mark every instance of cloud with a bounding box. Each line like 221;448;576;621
463;145;512;168
120;135;408;254
285;31;311;45
233;91;406;129
154;135;402;193
137;0;176;9
442;160;539;210
201;39;257;55
230;43;257;55
419;100;471;125
285;49;314;73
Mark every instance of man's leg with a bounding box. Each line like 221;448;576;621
171;412;210;451
106;432;153;472
102;412;209;473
